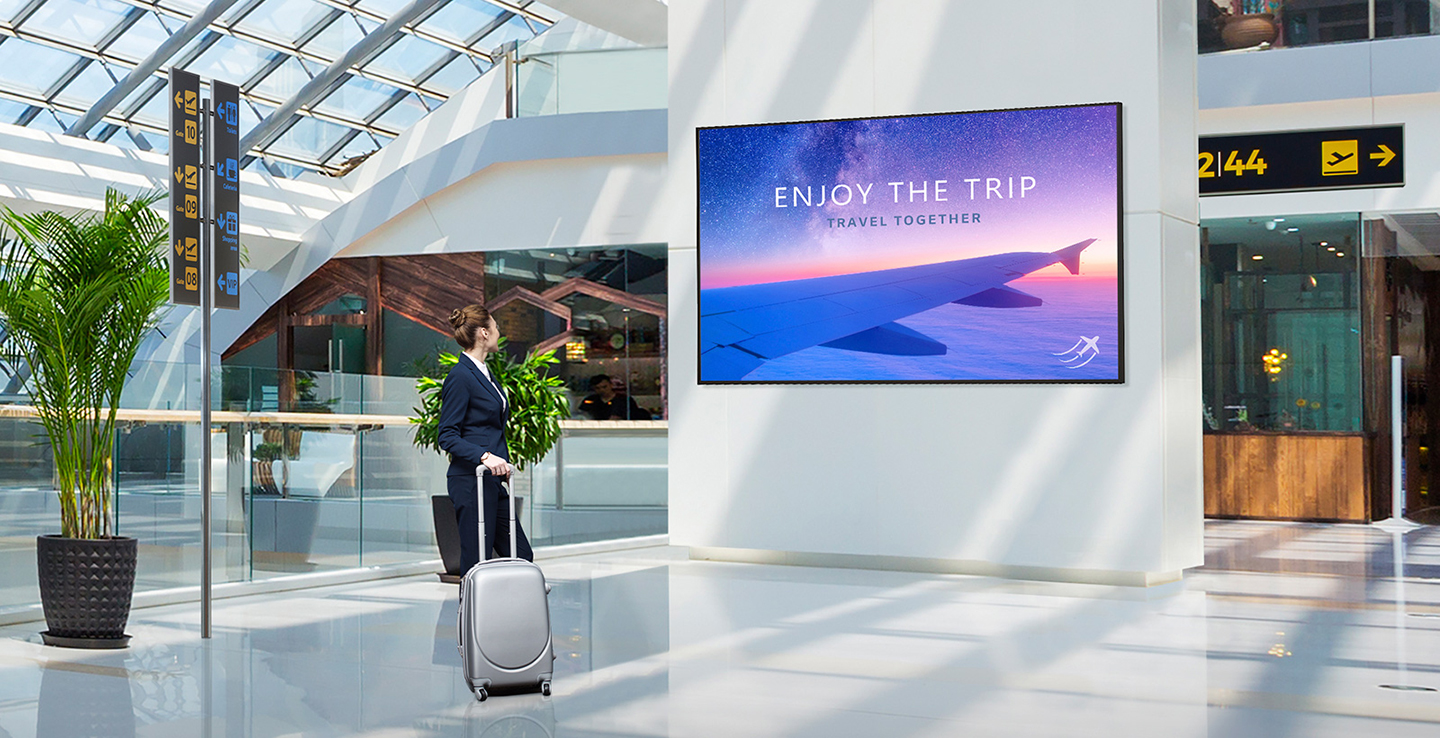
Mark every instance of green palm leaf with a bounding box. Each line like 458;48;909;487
0;189;171;539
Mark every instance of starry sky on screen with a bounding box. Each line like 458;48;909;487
697;104;1120;290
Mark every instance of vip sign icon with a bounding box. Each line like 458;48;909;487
1321;140;1359;176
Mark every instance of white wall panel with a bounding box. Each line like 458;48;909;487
669;0;1202;583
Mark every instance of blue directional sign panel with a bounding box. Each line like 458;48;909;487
211;80;241;310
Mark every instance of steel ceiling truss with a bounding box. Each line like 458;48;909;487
0;0;550;173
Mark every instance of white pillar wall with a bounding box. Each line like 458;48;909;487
667;0;1202;585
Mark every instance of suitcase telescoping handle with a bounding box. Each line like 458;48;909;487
476;465;518;561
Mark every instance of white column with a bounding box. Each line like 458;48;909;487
668;0;1201;584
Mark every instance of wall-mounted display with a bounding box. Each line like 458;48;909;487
696;103;1124;383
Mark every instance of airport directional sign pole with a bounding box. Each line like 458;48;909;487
200;95;213;641
170;68;241;640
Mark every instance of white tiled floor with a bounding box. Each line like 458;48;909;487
2;522;1440;736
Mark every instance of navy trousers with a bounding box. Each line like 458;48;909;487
448;472;533;571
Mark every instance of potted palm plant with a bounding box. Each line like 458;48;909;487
0;189;169;648
410;342;570;577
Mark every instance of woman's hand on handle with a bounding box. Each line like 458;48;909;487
481;452;513;479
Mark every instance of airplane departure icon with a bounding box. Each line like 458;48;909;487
1054;336;1100;369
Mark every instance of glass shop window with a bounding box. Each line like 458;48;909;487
485;246;668;420
1199;1;1436;54
1201;214;1363;432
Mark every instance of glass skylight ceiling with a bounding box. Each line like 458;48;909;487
0;0;557;174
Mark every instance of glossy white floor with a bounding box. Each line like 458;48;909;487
2;521;1439;737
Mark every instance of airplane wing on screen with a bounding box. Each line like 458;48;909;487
699;238;1096;381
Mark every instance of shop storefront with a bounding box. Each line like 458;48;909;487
1202;212;1437;523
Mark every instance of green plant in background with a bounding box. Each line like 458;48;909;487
410;340;570;471
0;189;169;539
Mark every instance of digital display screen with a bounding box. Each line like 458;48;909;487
696;103;1123;384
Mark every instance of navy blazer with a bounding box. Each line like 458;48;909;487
437;354;510;478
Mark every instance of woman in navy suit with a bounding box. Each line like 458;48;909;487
438;304;533;570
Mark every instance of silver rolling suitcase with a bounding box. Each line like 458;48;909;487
458;467;554;701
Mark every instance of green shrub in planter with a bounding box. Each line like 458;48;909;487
410;341;570;471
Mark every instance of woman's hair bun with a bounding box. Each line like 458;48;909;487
449;304;491;349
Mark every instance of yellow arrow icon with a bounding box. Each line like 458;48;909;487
175;91;184;109
1371;144;1396;167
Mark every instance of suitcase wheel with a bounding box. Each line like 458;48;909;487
540;680;551;696
473;687;487;702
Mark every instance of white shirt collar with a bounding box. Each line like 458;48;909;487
465;352;506;407
464;352;489;378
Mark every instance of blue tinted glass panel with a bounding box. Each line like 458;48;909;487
143;130;168;154
116;77;163;118
355;0;406;14
304;14;372;59
29;109;78;134
128;86;168;126
22;0;132;48
249;56;312;100
186;36;275;87
371;92;426;132
240;100;270;139
416;0;506;45
0;0;30;23
0;40;84;97
364;35;449;82
105;11;170;63
159;0;205;12
328;131;381;165
313;75;400;121
475;15;537;49
0;98;30;124
54;60;116;107
418;54;479;95
234;0;335;45
266;115;350;160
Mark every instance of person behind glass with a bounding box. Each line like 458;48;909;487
579;374;650;420
439;304;533;570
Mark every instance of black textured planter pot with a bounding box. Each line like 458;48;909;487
36;535;137;648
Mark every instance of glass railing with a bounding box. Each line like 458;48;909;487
0;364;667;618
1199;1;1437;53
515;47;667;117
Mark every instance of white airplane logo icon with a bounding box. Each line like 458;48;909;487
1054;336;1100;369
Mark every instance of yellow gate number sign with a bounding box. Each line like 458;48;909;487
1200;126;1403;196
1321;140;1359;176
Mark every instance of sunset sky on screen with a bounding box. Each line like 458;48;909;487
697;104;1120;290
